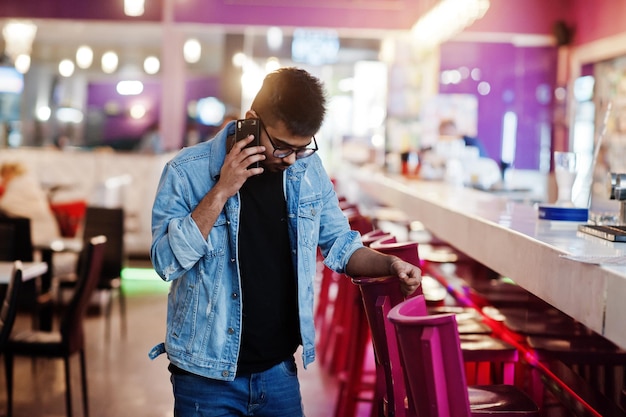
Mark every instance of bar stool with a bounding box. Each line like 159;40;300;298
388;295;540;417
331;233;397;417
316;208;374;373
369;239;521;386
526;332;626;408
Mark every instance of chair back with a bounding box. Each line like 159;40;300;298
0;261;24;349
82;206;124;284
361;229;389;246
388;295;472;417
370;239;420;267
344;208;374;235
61;235;107;352
351;273;408;417
0;215;34;262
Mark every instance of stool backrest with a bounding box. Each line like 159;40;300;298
351;274;408;417
388;295;472;417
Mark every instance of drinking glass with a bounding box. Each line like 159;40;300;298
554;151;577;207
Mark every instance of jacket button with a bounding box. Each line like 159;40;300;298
222;370;229;377
231;293;238;299
230;258;236;263
227;327;235;334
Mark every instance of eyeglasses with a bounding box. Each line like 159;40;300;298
259;119;318;159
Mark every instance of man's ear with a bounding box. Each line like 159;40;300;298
246;110;257;119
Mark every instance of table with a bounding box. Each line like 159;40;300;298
338;167;626;349
0;261;49;284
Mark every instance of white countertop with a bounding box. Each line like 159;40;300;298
0;261;49;284
340;168;626;349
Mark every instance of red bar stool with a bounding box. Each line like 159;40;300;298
331;233;398;417
316;208;374;373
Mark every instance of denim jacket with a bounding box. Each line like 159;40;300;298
148;123;363;381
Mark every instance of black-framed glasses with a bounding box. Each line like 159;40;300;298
259;118;318;159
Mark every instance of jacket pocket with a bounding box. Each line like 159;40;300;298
206;212;229;257
298;198;322;249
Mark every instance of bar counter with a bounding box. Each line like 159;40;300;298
338;167;626;350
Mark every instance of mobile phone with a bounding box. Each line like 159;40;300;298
235;118;261;169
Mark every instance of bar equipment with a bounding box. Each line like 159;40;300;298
578;172;626;241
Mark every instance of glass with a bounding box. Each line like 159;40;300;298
259;119;318;159
554;151;577;207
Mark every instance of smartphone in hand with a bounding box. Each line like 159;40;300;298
235;118;261;169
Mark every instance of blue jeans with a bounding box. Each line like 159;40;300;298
171;359;304;417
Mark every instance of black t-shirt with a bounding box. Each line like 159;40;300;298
236;170;300;374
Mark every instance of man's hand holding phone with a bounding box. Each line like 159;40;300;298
235;118;263;169
215;123;265;199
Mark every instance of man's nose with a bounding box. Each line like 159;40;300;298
282;153;297;165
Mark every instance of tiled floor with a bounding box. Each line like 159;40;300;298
0;274;353;417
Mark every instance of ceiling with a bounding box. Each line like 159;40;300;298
1;18;388;79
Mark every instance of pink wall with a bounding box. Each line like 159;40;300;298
572;0;626;45
469;0;571;35
172;0;422;31
1;0;607;43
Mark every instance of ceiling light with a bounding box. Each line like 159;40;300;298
14;54;31;74
130;104;147;119
59;59;75;77
2;20;37;68
76;45;93;69
116;80;144;95
232;52;246;67
267;27;283;51
184;38;201;64
102;51;119;74
124;0;145;16
36;106;51;121
411;0;490;48
265;57;281;73
144;56;160;74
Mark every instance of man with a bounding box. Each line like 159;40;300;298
438;118;488;157
149;67;421;417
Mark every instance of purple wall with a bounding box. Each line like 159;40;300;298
440;42;558;170
86;76;221;145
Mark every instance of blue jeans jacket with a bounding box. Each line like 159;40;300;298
148;123;362;381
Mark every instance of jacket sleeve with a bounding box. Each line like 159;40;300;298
150;161;211;282
314;163;363;273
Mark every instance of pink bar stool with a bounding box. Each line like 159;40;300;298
370;239;520;386
332;234;399;417
388;295;540;417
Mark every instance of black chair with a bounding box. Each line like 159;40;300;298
0;214;52;329
58;206;126;338
0;215;34;263
0;262;24;351
4;235;107;417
